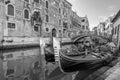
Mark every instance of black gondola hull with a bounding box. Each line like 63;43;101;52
59;53;113;73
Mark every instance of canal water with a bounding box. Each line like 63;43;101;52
1;47;76;80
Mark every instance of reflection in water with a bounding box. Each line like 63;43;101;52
2;47;42;80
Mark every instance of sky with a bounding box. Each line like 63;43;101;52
67;0;120;30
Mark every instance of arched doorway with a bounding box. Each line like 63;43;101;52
52;28;56;37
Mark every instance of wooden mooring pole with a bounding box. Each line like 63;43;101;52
40;38;46;80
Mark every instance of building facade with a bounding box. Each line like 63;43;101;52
97;22;105;36
61;0;72;38
0;0;89;39
81;16;89;32
0;0;45;37
111;10;120;46
103;15;115;37
68;11;89;38
42;0;61;37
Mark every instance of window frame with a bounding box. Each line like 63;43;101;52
23;8;30;20
6;3;15;17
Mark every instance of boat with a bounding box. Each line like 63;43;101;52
59;34;118;73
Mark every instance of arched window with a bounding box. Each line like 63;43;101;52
24;9;29;19
7;4;14;16
52;28;56;37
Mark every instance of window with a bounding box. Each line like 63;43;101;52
6;54;13;59
46;15;49;22
24;9;29;19
7;4;14;16
59;8;61;14
113;27;115;34
115;27;117;34
33;61;40;69
24;0;29;3
59;30;61;33
46;1;48;8
59;19;61;25
34;25;39;32
115;27;116;34
82;19;85;22
52;28;56;37
34;0;39;3
24;77;29;80
63;29;66;33
117;25;119;34
63;22;68;29
46;28;49;32
82;25;85;30
6;69;14;77
8;22;16;29
86;26;88;30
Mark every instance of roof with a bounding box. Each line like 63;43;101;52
64;0;72;6
111;10;120;23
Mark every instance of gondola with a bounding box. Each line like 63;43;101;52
59;34;118;73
